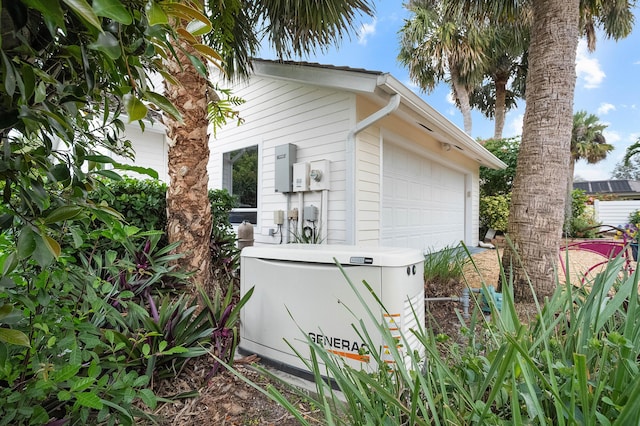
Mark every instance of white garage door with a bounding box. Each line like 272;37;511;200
382;142;466;252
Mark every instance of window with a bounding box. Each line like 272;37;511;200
223;145;258;224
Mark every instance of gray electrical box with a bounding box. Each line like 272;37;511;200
304;205;318;222
274;144;297;193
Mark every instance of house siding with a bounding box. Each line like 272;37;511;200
210;76;355;244
470;172;480;244
355;126;382;246
109;123;168;182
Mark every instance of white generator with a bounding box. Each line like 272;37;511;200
239;244;425;376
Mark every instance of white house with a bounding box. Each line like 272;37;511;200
207;60;505;252
117;122;170;182
122;59;505;253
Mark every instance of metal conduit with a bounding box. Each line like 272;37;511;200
425;287;479;319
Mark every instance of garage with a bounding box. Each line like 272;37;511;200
199;59;505;248
381;141;467;252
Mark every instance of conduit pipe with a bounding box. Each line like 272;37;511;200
321;189;329;243
345;93;401;244
298;192;304;238
425;287;472;319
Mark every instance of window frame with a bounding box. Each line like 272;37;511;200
222;141;262;227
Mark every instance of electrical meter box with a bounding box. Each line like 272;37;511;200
309;159;330;191
240;244;425;376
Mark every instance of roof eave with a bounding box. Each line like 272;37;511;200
252;59;381;93
252;59;507;170
377;75;507;170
